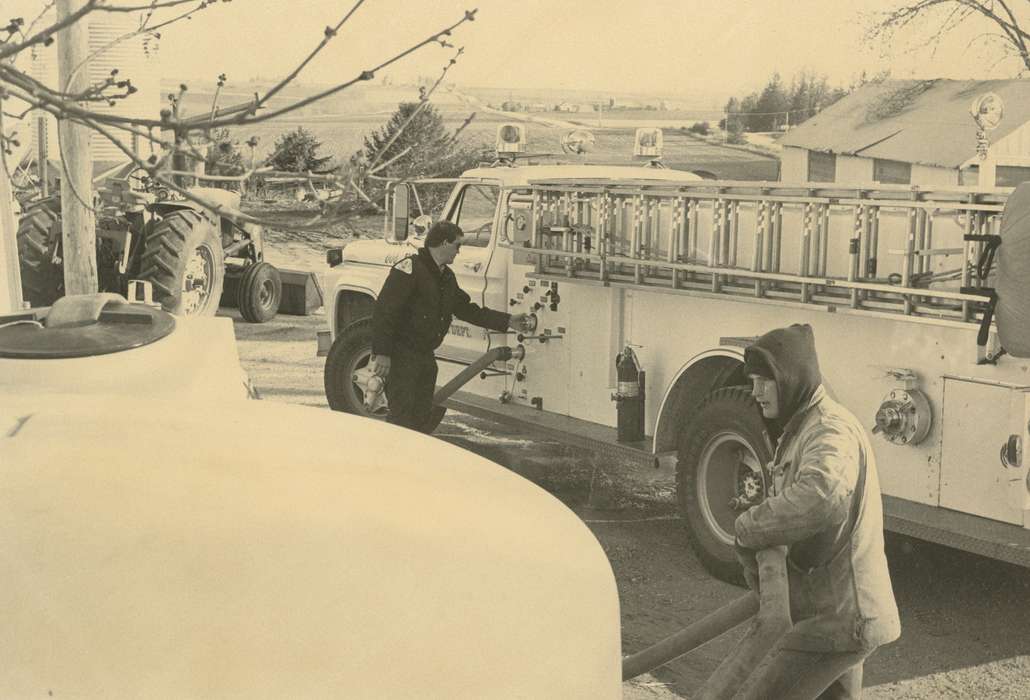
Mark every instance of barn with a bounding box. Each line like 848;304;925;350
779;79;1030;188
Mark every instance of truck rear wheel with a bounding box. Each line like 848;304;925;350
139;210;224;316
237;262;281;323
676;386;772;584
324;319;388;418
15;198;64;307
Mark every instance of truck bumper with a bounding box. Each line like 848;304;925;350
316;330;331;357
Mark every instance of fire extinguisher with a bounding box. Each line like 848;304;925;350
612;346;645;443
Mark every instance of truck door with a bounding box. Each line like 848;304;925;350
439;181;505;362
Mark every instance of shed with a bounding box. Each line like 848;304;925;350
779;79;1030;187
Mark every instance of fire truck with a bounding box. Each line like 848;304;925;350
320;125;1030;582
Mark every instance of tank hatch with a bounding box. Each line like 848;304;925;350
0;294;175;359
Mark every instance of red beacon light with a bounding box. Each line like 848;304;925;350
496;123;527;158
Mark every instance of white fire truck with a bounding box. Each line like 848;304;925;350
320;125;1030;581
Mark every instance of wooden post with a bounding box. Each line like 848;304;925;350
0;168;23;313
56;0;97;295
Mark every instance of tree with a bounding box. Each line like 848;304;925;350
753;72;790;131
204;128;245;176
868;1;1030;73
267;127;333;173
0;2;478;235
354;101;484;212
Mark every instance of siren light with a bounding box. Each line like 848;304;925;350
496;123;527;156
634;127;663;159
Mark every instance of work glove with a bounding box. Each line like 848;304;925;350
734;538;761;593
370;354;391;377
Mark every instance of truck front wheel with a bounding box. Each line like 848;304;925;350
324;319;388;418
676;386;772;584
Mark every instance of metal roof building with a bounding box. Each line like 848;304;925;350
779;79;1030;188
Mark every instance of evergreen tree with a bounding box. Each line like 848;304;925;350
754;72;790;131
355;101;484;212
268;127;334;173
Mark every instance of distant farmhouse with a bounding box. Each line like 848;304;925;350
780;79;1030;188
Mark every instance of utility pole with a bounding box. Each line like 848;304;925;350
56;0;97;295
0;165;22;313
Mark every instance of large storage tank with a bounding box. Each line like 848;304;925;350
29;9;163;171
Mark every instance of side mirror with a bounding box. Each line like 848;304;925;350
386;183;410;243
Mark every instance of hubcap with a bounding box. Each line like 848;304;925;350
346;349;389;417
258;278;275;308
697;432;766;546
181;244;214;315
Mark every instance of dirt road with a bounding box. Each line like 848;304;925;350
229;308;1029;698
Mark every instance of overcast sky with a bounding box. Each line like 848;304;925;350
9;1;1030;98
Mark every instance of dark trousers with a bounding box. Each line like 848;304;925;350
385;348;438;433
736;643;870;699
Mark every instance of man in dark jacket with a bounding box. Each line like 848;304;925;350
734;324;900;699
371;221;527;432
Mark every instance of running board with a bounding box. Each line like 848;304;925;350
883;496;1030;568
443;390;658;471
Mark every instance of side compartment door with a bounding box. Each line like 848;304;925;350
439;181;505;361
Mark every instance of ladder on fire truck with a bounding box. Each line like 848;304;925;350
513;179;1009;331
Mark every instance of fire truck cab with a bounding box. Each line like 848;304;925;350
320;124;1030;581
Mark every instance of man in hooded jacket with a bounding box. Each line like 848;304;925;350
734;324;900;699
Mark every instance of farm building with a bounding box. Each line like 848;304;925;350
779;79;1030;188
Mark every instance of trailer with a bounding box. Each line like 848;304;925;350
320;126;1030;582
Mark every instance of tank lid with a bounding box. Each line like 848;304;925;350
0;294;175;359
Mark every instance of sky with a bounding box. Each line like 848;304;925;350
8;1;1030;100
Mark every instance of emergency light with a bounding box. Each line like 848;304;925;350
496;123;526;156
634;127;663;159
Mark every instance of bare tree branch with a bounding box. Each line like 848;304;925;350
868;0;1030;71
256;0;367;109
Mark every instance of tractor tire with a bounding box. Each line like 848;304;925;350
237;262;281;323
138;210;224;316
676;386;773;584
324;319;388;419
15;198;64;307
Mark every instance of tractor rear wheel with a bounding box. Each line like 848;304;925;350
15;198;64;307
237;262;281;323
139;210;224;316
677;386;773;584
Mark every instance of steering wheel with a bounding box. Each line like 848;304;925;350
472;222;493;241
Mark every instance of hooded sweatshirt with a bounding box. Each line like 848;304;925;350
736;324;901;652
743;323;821;430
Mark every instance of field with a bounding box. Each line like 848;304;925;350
169;81;777;182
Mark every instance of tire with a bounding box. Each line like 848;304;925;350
324;319;388;418
237;262;281;323
138;209;224;316
15;198;64;307
676;386;773;584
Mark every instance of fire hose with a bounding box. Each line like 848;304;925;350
622;546;790;698
360;344;520;431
